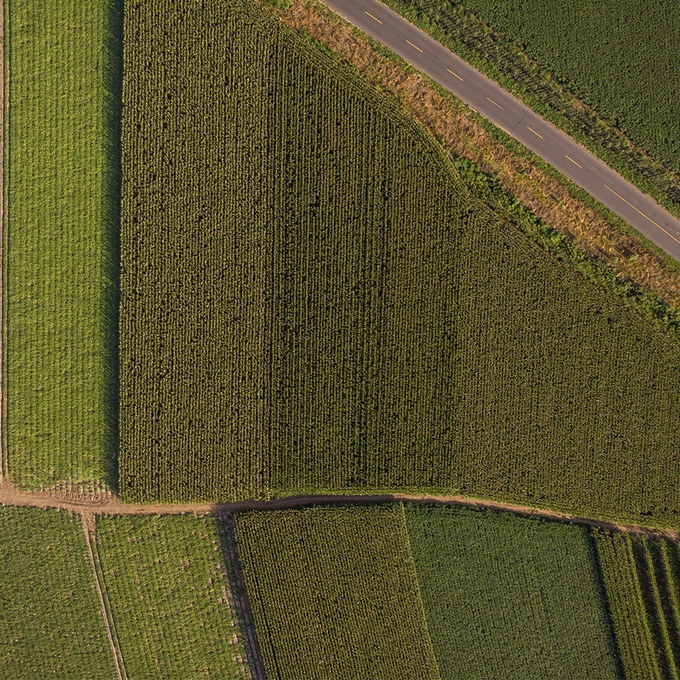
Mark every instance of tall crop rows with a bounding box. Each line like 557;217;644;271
121;0;680;529
95;515;253;679
595;532;680;679
7;0;120;491
234;505;441;680
404;505;620;679
0;507;117;678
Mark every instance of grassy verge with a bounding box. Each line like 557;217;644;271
6;0;121;492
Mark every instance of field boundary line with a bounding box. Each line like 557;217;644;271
0;0;7;483
2;482;680;541
82;512;128;680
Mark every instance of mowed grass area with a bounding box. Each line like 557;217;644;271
456;0;680;174
7;0;120;490
406;505;620;679
95;515;252;679
234;505;440;680
0;507;116;678
594;531;680;680
120;0;680;528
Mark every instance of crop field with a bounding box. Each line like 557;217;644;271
120;0;680;528
405;505;619;679
0;507;116;678
457;0;680;175
378;0;680;210
6;0;120;491
594;531;680;679
234;505;440;679
94;514;252;679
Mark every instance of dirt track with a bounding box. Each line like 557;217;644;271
1;480;678;541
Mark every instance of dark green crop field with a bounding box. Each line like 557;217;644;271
120;0;680;529
234;505;439;679
0;507;116;678
406;505;620;679
6;0;120;491
457;0;680;174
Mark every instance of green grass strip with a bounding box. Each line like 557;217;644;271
6;0;120;490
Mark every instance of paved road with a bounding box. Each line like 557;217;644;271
320;0;680;263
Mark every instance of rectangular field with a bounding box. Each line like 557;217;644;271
233;504;440;680
405;505;620;679
0;507;116;678
95;514;254;679
6;0;120;491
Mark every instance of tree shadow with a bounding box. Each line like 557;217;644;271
214;508;268;680
102;0;123;494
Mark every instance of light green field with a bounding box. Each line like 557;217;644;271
95;514;253;679
0;506;116;679
405;505;620;679
7;0;120;490
234;505;440;680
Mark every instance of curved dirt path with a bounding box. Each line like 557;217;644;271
1;480;678;541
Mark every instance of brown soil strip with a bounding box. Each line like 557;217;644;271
82;512;127;680
1;480;678;541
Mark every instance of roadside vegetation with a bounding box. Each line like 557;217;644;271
405;505;620;679
234;505;440;679
0;506;116;678
6;0;120;492
121;0;680;531
95;514;253;679
376;0;680;221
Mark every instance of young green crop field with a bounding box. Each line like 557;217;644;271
0;507;116;678
594;531;680;679
456;0;680;175
6;0;120;491
94;514;252;679
234;505;440;680
119;0;680;529
405;505;620;679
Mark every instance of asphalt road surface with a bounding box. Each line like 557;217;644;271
320;0;680;263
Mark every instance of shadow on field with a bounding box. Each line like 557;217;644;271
215;510;269;680
103;0;123;494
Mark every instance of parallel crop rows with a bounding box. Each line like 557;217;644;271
7;0;119;492
121;0;680;532
595;532;680;679
234;505;441;679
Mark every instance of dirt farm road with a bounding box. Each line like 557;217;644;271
1;480;679;541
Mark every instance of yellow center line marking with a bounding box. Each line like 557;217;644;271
486;97;503;110
604;184;680;245
405;39;423;53
565;155;582;169
364;11;382;24
447;68;464;81
527;126;543;139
